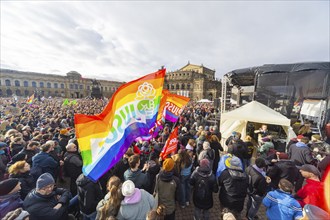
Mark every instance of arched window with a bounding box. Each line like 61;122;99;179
104;87;107;91
5;79;11;86
24;81;28;87
16;90;21;96
0;89;2;96
187;84;191;89
24;90;29;96
171;84;174;89
181;84;185;89
54;83;58;89
55;91;59;96
15;80;20;87
70;84;73;89
47;82;51;88
40;91;45;96
167;84;170;90
79;85;83;90
40;82;44;88
74;84;78;89
176;84;179;89
6;89;12;96
32;82;37;88
61;84;64;89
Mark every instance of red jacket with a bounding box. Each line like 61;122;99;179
296;179;326;210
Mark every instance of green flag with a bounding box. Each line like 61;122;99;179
62;99;69;106
70;100;77;105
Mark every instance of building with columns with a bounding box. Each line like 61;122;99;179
1;63;222;101
165;63;222;101
0;69;123;98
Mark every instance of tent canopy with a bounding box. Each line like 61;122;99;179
220;101;295;146
197;99;213;103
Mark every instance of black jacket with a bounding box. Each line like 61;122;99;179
218;168;248;203
288;142;313;166
76;173;104;215
190;166;218;209
267;160;299;189
23;188;71;220
10;172;36;200
246;166;268;196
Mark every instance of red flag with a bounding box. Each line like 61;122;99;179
160;126;179;160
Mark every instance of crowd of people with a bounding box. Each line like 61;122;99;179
0;97;329;220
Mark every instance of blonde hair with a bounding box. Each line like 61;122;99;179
245;135;252;142
99;176;123;219
8;161;27;175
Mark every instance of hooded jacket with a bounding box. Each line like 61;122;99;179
76;173;104;215
117;188;155;220
154;170;180;215
32;151;58;178
288;142;313;166
23;188;71;220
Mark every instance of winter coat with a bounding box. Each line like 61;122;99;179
23;188;71;220
266;160;299;189
210;141;223;173
123;169;149;191
117;189;155;220
76;173;104;215
190;166;218;209
9;172;36;200
218;168;248;212
258;142;274;158
263;189;303;220
296;179;326;210
154;170;180;215
246;165;268;196
0;192;23;219
32;151;58;179
288;142;313;166
63;152;82;179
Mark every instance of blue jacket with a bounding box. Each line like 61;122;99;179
32;152;58;178
263;189;303;220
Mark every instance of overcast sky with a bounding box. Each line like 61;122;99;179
1;1;329;82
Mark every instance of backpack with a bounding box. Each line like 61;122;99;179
195;176;209;200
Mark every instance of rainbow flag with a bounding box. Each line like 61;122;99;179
164;93;190;122
74;69;165;181
26;94;34;105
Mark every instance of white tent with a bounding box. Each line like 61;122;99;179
220;101;296;146
197;99;212;103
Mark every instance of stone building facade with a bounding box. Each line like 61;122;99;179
165;63;222;101
0;69;123;98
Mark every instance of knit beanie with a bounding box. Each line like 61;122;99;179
0;178;19;196
163;158;174;172
122;180;135;197
200;158;210;169
36;173;55;190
